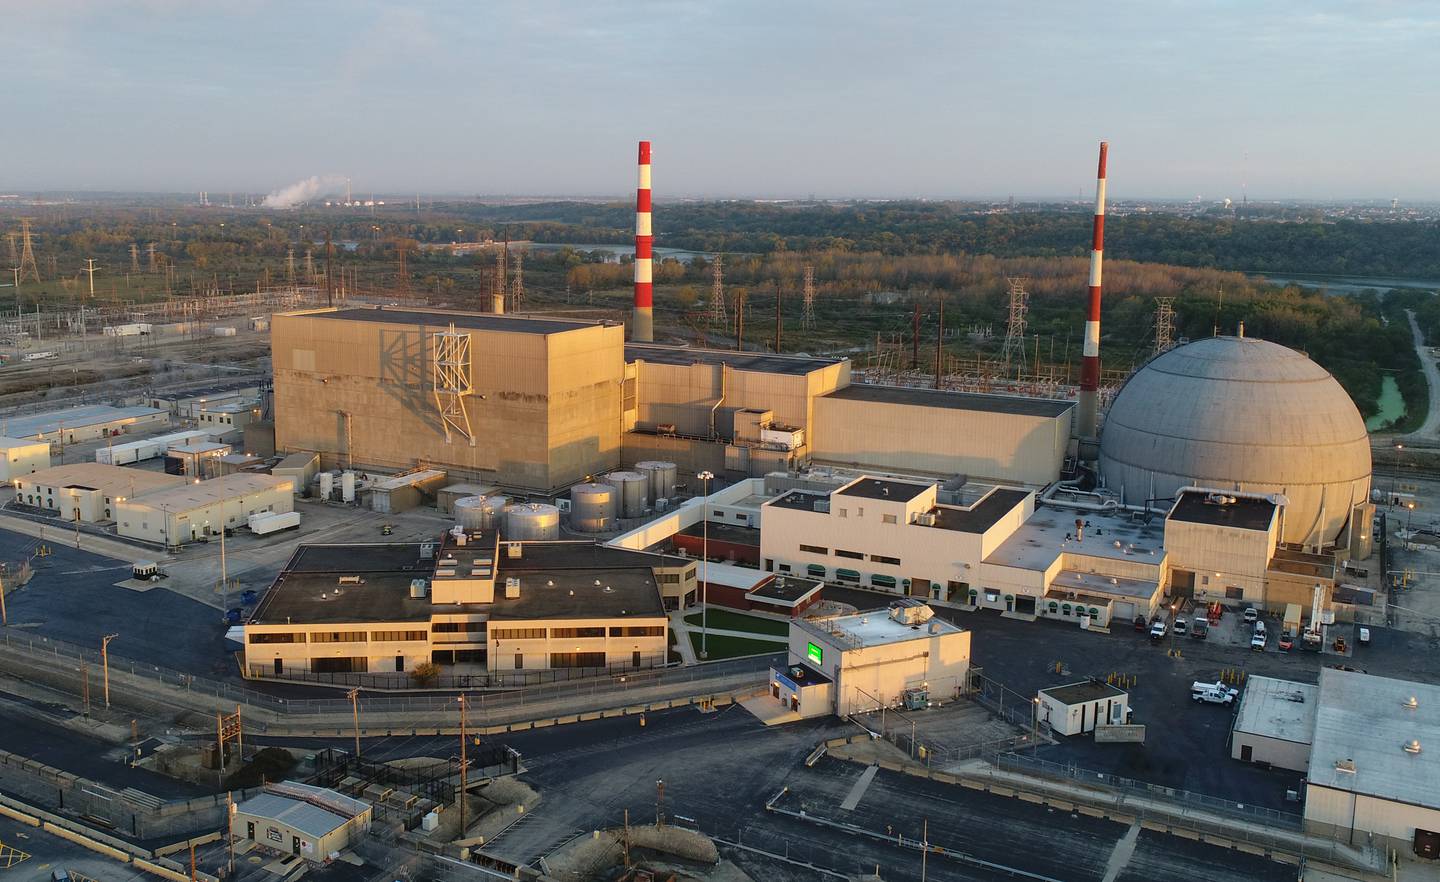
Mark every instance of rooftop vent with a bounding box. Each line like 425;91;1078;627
547;580;555;587
1405;740;1422;755
504;577;520;599
338;575;362;586
1404;696;1420;710
1335;758;1357;774
603;585;614;593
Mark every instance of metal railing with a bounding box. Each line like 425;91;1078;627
243;659;676;692
0;629;776;725
994;752;1303;830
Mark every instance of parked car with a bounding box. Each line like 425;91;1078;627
1192;684;1239;705
1149;619;1167;641
1243;607;1259;624
52;871;71;882
1278;630;1294;651
1134;615;1148;632
1251;629;1267;652
1173;617;1188;635
1191;618;1209;639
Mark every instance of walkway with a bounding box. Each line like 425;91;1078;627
666;606;788;664
1404;309;1440;441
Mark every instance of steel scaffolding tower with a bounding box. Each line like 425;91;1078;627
1154;297;1176;354
707;254;727;329
1001;276;1029;372
801;264;816;330
432;323;476;445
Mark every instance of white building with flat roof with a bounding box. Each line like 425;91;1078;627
0;436;50;483
779;600;970;717
1305;669;1440;853
0;404;168;444
117;473;294;544
15;463;187;523
1230;676;1317;772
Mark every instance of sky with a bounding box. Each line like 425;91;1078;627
2;0;1437;201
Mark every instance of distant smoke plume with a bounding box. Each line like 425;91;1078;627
262;175;345;209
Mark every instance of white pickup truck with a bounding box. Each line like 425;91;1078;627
1191;681;1240;705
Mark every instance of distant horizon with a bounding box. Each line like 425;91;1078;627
3;3;1438;201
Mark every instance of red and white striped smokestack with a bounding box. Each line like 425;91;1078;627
632;140;654;342
1076;141;1108;444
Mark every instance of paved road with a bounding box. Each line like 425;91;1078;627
0;816;151;882
1404;309;1440;440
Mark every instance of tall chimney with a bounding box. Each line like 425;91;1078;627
1076;141;1108;445
632;141;654;342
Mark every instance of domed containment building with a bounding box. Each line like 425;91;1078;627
1099;335;1371;547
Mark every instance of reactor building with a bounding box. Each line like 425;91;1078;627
1098;333;1372;547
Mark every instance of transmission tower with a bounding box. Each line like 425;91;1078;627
510;249;524;312
1154;297;1176;354
17;218;40;284
285;248;296;285
1001;276;1029;371
304;249;315;283
395;239;410;296
707;254;727;329
493;240;508;305
801;264;816;330
129;243;140;273
7;232;20;266
147;243;158;273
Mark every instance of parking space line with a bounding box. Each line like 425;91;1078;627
1101;821;1140;882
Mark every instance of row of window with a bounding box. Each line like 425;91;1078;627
432;622;486;633
249;629;427;645
802;545;903;567
494;625;667;640
834;507;898;525
252;625;668;645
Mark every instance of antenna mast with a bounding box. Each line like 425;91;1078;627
801;264;816;330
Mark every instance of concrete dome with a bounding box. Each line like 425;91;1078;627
1098;335;1371;545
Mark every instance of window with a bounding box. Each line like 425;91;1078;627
870;554;901;566
882;514;897;525
657;573;681;584
1225;586;1244;600
371;630;428;641
857;507;864;518
514;653;524;669
549;651;606;668
249;632;304;644
799;544;827;555
493;627;546;640
609;626;665;637
778;563;792;573
837;509;847;518
432;622;486;633
551;627;606;639
835;549;864;560
1201;575;1210;585
309;631;366;643
871;574;898;589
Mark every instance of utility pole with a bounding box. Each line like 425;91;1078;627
101;633;119;708
933;294;945;390
708;255;727;329
348;688;361;759
17;218;40;284
911;302;921;370
921;818;929;881
510;250;524;312
324;231;335;307
0;572;6;625
697;471;714;659
734;289;746;351
773;281;782;353
800;264;816;331
458;695;468;838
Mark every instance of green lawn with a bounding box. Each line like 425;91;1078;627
687;631;786;661
683;609;790;637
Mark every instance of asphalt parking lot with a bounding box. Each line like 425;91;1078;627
0;816;140;882
822;585;1440;811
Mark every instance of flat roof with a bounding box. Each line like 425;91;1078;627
0;405;166;438
485;568;666;620
1169;491;1278;532
1050;570;1161;602
799;607;963;649
1041;680;1126;706
984;505;1166;573
835;477;932;503
125;473;292;512
251;544;449;625
0;435;49;450
767;489;829;512
677;521;761;546
305;306;598;335
275;452;319;470
930;487;1031;533
626;343;842;376
750;576;823;605
826;383;1075;419
1233;676;1318;745
1308;669;1440;809
373;469;447;491
169;442;231;454
17;462;186;497
236;788;362;840
693;560;770;590
778;661;832;686
200;401;259;413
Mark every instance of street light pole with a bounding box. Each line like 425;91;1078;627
1032;697;1040;755
458;694;468;838
1391;443;1404;509
697;470;715;660
101;633;119;708
348;688;361;759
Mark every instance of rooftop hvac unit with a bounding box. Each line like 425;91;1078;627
557;498;572;513
409;579;429;598
505;577;521;599
506;542;522;559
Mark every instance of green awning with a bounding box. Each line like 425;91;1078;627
806;563;827;576
871;574;897;588
835;568;861;580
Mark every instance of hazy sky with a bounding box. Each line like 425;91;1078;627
3;1;1437;200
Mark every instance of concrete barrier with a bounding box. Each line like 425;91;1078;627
43;822;133;862
0;802;40;826
154;830;222;857
132;857;192;882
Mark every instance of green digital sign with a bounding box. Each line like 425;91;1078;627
806;642;823;665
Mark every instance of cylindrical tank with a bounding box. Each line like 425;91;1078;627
341;470;356;503
635;460;678;503
503;503;560;541
318;471;334;500
454;496;487;531
570;482;617;533
478;495;508;530
606;470;649;518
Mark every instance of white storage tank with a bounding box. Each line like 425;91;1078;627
606;470;649;518
635;461;678;502
341;470;356;503
570;482;617;533
503;503;560;541
318;471;334;500
454;496;487;531
478;495;508;530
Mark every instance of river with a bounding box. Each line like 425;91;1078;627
1246;272;1440;296
528;242;714;263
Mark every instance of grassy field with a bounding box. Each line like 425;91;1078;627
687;631;785;661
683;609;790;637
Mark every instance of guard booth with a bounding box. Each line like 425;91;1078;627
1037;681;1130;736
768;662;833;719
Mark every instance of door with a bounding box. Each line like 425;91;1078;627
772;683;780;699
789;695;799;711
632;650;641;668
246;821;255;841
291;836;300;856
273;658;282;675
514;653;523;670
394;655;404;673
1241;744;1253;762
